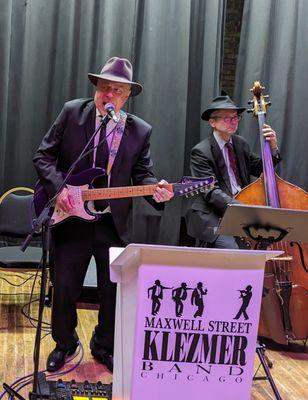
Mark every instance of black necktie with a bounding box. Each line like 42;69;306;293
94;123;109;211
95;123;109;172
225;141;242;186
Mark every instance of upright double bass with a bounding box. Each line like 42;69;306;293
236;81;308;344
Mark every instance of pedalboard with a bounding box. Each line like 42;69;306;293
29;373;112;400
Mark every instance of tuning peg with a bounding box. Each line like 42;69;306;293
265;101;271;107
263;95;269;98
247;108;254;113
247;100;253;105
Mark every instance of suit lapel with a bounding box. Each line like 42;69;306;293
210;135;232;194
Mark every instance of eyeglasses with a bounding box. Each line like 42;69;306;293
98;84;130;96
211;115;242;124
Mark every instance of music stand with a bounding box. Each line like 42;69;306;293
217;203;308;249
217;204;308;400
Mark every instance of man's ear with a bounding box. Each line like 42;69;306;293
124;90;131;102
208;118;216;129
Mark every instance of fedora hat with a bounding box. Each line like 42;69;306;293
201;95;246;121
88;57;142;97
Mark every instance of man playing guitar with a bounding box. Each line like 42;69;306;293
33;57;174;373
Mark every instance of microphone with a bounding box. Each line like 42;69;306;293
104;103;119;123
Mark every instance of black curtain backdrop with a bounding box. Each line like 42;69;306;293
234;0;308;192
0;0;226;245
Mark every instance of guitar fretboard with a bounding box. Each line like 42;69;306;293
82;184;173;201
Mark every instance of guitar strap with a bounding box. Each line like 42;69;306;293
106;110;127;176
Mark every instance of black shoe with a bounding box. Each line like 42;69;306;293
46;344;78;372
90;337;113;372
91;347;114;372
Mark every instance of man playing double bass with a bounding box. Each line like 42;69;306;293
186;94;281;249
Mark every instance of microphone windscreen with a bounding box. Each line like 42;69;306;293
105;103;115;112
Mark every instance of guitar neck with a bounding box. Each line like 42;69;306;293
82;184;173;201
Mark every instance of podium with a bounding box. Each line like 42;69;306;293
109;244;282;400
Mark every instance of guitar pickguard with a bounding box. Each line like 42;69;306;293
51;184;97;225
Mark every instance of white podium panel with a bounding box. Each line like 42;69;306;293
110;244;282;400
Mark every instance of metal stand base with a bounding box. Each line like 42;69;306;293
254;341;282;400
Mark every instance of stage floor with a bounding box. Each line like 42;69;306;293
0;271;307;400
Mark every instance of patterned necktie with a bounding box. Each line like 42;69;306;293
95;124;109;171
225;141;242;186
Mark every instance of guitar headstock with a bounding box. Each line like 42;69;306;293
173;176;215;198
248;80;271;116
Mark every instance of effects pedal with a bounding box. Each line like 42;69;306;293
29;373;112;400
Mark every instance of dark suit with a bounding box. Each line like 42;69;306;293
147;284;166;315
33;98;163;353
186;133;281;244
191;287;207;318
234;290;252;320
172;286;189;317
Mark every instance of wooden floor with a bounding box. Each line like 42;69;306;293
0;271;307;400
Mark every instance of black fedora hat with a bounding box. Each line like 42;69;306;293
201;95;246;121
88;57;143;97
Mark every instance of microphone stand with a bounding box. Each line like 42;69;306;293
14;114;111;399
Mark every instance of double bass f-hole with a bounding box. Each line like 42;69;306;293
290;241;308;273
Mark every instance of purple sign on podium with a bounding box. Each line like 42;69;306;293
110;245;282;400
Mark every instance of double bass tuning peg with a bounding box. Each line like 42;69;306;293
247;108;254;113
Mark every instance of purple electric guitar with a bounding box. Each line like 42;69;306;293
34;168;215;227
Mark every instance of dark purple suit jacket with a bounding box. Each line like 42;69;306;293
33;98;163;240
